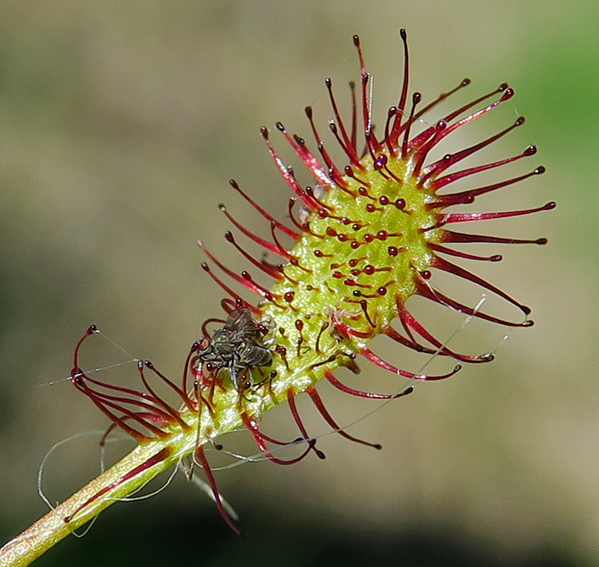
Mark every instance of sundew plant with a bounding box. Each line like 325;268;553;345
0;30;553;566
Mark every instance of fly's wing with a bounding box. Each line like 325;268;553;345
225;308;260;342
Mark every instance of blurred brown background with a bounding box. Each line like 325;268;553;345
0;1;596;566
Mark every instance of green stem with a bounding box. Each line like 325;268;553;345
0;438;185;567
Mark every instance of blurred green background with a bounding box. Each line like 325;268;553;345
0;1;596;566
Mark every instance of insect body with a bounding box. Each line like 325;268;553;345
198;307;273;389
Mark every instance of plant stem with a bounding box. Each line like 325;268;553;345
0;440;180;567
